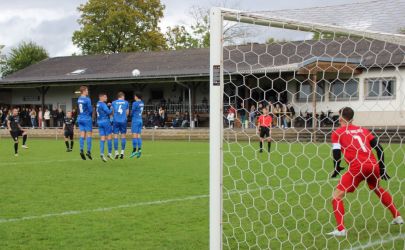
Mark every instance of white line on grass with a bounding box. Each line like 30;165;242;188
0;179;333;224
0;150;330;166
347;233;405;250
0;151;210;166
0;194;209;223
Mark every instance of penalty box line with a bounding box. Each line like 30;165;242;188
0;179;331;224
347;233;405;250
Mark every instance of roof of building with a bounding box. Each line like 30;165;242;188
1;39;404;85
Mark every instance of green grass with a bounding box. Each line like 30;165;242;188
0;138;404;249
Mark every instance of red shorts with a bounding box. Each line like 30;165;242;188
336;165;380;193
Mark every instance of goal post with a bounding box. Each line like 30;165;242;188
209;7;224;250
210;2;405;249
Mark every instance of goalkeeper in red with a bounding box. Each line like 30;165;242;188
327;107;403;237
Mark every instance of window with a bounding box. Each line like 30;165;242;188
296;81;325;102
329;79;359;101
365;78;396;99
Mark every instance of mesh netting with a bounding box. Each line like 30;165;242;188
212;1;405;249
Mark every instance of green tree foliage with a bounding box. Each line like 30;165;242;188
266;38;287;44
1;41;48;77
189;6;210;48
72;0;167;54
165;25;199;50
312;31;349;40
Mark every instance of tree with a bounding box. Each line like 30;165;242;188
165;25;199;50
189;6;210;48
0;45;5;78
187;2;255;48
72;0;167;54
1;41;48;77
312;31;349;40
266;38;287;44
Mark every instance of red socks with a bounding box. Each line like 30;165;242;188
375;187;400;218
332;198;345;231
332;188;400;232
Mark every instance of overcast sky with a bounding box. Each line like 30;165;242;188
0;0;373;57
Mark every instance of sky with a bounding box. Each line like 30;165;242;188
0;0;374;57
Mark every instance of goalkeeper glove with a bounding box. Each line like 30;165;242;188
379;163;391;180
331;166;345;178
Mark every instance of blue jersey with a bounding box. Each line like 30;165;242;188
77;96;92;121
131;100;144;121
96;101;112;122
112;100;129;123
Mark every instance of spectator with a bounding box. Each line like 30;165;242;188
20;108;29;127
44;109;51;127
153;111;160;128
38;107;43;128
72;108;78;123
281;104;288;128
30;108;37;128
51;108;58;127
146;111;154;128
57;108;65;127
287;103;295;128
267;101;274;114
0;107;5;128
238;103;246;129
193;112;200;127
159;107;167;127
172;112;182;128
181;112;190;128
227;110;235;129
274;104;281;127
249;105;256;129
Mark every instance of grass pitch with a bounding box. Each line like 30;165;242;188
0;138;403;249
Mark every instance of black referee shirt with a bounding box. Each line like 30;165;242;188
8;115;20;132
64;117;75;132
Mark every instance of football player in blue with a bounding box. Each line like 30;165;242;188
97;93;113;162
111;92;129;159
130;93;144;159
77;86;93;160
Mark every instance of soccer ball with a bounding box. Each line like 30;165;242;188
132;69;141;77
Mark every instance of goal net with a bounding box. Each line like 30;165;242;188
209;0;405;249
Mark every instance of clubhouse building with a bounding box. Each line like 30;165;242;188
0;39;404;127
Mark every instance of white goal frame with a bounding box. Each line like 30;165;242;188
209;6;405;250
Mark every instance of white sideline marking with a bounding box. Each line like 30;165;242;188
0;180;332;224
348;233;405;250
0;194;209;223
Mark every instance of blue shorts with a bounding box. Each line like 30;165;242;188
113;121;127;134
131;120;143;134
78;119;93;132
98;121;112;137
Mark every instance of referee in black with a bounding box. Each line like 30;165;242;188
7;108;28;156
63;111;75;152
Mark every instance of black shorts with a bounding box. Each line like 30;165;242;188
259;126;270;138
64;130;74;140
10;130;23;142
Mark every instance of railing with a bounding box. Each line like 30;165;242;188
144;103;209;114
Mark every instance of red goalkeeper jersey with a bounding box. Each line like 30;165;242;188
258;115;272;127
331;124;377;171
